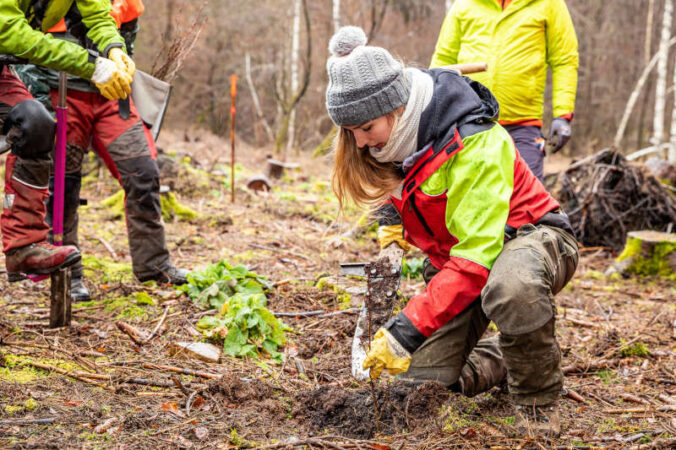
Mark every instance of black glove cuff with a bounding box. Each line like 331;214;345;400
385;312;426;354
102;43;124;58
86;49;98;64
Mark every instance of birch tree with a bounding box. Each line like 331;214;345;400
273;0;311;155
333;0;341;33
245;53;274;143
285;0;302;155
652;0;672;147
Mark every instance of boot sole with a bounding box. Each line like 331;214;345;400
7;252;82;282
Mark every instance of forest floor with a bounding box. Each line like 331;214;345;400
0;130;674;449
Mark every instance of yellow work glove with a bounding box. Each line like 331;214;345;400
108;47;136;79
362;328;412;379
377;224;411;251
90;57;133;100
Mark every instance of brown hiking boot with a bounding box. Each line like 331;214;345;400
5;242;81;282
514;402;561;437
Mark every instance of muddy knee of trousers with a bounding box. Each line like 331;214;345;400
481;246;554;335
500;319;563;405
117;156;162;219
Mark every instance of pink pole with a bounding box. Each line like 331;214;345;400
53;72;67;246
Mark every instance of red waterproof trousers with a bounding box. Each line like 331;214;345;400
45;88;169;280
0;66;50;253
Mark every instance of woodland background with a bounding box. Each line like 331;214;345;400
136;0;674;159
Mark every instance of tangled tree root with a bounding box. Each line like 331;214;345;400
551;149;676;250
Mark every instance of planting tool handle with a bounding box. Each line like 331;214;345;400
443;62;488;75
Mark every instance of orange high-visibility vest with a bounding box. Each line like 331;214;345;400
48;0;144;32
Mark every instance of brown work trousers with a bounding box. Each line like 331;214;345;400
401;224;578;406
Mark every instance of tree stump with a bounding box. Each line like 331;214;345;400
246;174;271;193
266;158;300;180
610;230;676;278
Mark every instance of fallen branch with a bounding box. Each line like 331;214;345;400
658;393;676;404
94;417;118;434
116;321;149;346
564;388;586;403
142;306;170;344
564;317;602;328
605;405;676;414
272;309;324;317
141;362;222;380
125;378;184;388
0;418;56;425
562;359;619;374
172;375;190;396
93;233;118;259
618;393;651;405
271;308;361;318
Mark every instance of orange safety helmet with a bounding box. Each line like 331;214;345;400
48;0;145;32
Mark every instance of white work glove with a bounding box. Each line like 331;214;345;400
108;47;136;79
91;57;133;100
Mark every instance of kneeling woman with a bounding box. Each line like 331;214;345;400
326;26;578;437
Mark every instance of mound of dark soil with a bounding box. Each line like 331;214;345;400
292;381;449;439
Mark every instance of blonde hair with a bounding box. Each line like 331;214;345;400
331;113;403;211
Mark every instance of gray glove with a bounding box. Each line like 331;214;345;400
548;117;571;153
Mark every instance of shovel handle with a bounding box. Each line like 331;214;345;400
442;62;488;75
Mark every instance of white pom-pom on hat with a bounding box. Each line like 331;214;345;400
329;26;368;57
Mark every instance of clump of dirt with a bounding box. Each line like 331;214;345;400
292;381;449;439
207;373;273;404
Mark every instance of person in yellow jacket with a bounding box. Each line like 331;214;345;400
430;0;579;181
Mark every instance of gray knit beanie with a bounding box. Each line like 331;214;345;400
326;26;410;127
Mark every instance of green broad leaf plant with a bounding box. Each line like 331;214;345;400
180;260;288;363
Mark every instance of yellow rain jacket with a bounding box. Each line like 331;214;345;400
430;0;578;125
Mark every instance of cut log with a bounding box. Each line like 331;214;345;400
609;230;676;278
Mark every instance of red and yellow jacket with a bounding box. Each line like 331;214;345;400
383;69;561;352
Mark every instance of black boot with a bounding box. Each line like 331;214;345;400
138;265;189;285
71;276;91;302
46;173;84;277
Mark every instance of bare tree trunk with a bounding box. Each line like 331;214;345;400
163;0;175;43
445;0;455;12
333;0;341;33
366;0;390;43
274;0;312;155
652;0;673;147
245;53;274;143
285;0;302;157
615;37;676;149
637;0;655;150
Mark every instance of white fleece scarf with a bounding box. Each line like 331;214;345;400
369;68;434;164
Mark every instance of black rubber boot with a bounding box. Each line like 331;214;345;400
138;265;189;285
71;276;91;302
